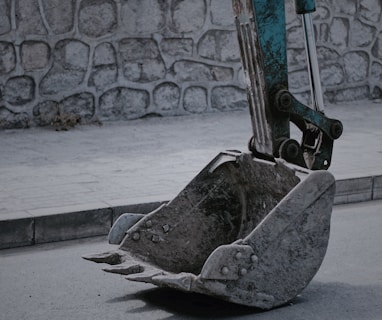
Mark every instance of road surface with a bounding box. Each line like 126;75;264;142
1;200;382;320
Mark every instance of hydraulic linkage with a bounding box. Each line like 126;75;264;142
233;0;343;170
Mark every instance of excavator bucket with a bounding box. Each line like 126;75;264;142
84;151;335;309
84;0;342;310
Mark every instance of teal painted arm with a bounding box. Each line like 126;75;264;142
233;0;343;170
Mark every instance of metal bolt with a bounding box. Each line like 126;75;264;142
162;224;170;233
251;255;258;264
239;268;248;276
151;234;160;243
221;266;229;275
276;90;292;112
235;252;242;260
330;121;343;139
145;220;152;228
132;232;140;241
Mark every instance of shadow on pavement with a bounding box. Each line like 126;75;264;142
107;287;271;318
105;280;382;319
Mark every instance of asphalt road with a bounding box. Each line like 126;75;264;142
1;200;382;320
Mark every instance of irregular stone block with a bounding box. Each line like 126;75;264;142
61;92;95;122
55;39;89;71
89;65;118;90
210;66;234;81
170;0;206;33
41;0;75;34
321;64;344;86
40;40;89;95
0;0;11;35
121;0;166;35
89;43;118;90
161;38;193;57
330;18;349;50
285;1;299;26
334;0;357;15
318;23;329;43
0;106;29;129
289;70;310;90
99;87;149;120
371;61;382;82
171;60;233;82
317;47;340;61
211;86;247;111
93;42;117;65
119;38;165;82
15;0;47;35
40;68;86;95
359;0;382;23
21;41;50;70
287;48;306;67
4;76;35;105
372;32;382;59
0;41;15;74
198;30;240;62
183;86;208;113
33;100;60;126
350;20;376;47
210;0;234;26
79;0;117;38
153;82;180;112
325;86;370;103
314;5;330;20
287;26;304;49
343;51;369;83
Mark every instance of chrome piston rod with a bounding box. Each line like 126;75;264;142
302;13;325;112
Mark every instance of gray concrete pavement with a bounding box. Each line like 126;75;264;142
1;200;382;320
1;100;382;248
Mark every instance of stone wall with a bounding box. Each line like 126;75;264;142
0;0;381;129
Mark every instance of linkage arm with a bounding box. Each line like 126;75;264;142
233;0;343;170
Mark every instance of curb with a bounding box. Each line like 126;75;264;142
1;175;382;250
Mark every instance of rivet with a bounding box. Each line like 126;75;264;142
251;255;258;263
145;220;152;228
132;232;140;241
221;266;229;275
239;268;248;276
162;224;170;233
235;252;242;260
151;234;160;243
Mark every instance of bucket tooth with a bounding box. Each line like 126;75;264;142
82;250;126;265
103;261;144;275
150;273;196;291
125;267;166;283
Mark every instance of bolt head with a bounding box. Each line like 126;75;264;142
221;266;229;275
239;268;248;276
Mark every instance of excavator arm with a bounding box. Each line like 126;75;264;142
234;0;342;169
84;0;343;310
